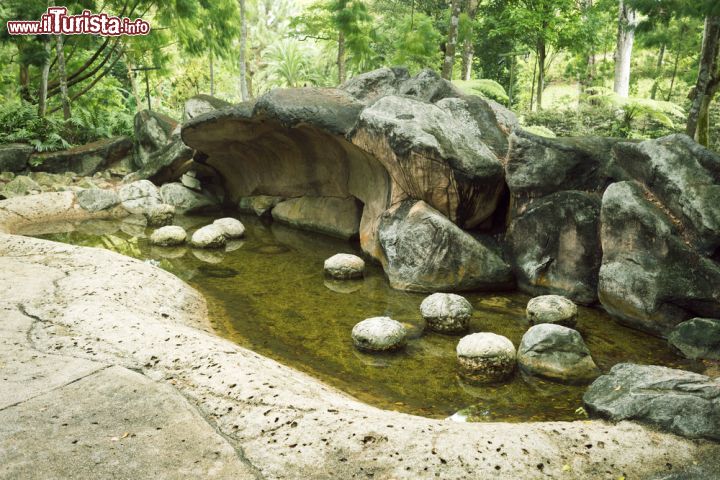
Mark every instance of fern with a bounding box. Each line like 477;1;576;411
454;79;509;104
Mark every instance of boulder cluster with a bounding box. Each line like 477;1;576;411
179;67;720;339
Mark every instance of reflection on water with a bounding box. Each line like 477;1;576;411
34;213;698;422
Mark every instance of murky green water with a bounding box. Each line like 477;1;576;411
34;213;697;422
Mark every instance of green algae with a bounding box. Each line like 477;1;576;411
36;213;697;422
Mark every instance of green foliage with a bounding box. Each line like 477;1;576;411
453;79;509;104
0;102;69;151
522;125;556;138
391;12;442;73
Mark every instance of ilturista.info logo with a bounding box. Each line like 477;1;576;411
6;6;150;36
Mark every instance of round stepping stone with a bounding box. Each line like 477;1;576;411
324;253;365;280
420;293;473;334
351;317;406;352
456;332;516;383
190;224;227;248
526;295;577;328
213;217;245;238
150;226;187;247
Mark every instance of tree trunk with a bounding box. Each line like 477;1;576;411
536;39;546;111
125;57;142;112
687;15;720;141
238;0;249;101
697;94;713;146
38;37;52;117
19;62;31;102
667;50;680;102
461;39;473;81
613;0;638;98
55;35;72;120
460;0;478;81
650;43;665;100
337;30;346;84
441;0;462;80
209;53;215;96
582;0;596;90
530;54;537;111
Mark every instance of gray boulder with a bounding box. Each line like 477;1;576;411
378;200;513;292
507;191;602;304
517;324;600;384
133;110;179;168
254;87;363;136
436;95;518;158
119;180;162;213
506;131;620;212
77;189;120;212
397;68;461;103
668;318;720;360
340;67;410;105
271;196;361;240
183;94;232;121
159;182;217;214
583;363;720;440
351;95;505;229
0;143;33;172
598;181;720;336
124;137;193;184
29;136;132;176
612;134;720;255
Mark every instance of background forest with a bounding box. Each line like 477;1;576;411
1;0;719;152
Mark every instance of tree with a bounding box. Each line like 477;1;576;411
613;0;639;97
459;0;479;81
55;35;71;119
238;0;250;100
687;15;719;144
391;12;442;73
441;0;462;79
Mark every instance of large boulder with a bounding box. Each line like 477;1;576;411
29;136;132;176
584;363;720;440
124;137;193;184
436;95;518;158
612;134;720;256
517;324;600;384
340;67;410;105
507;191;602;304
598;181;720;335
238;195;285;218
0;143;33;172
668;318;720;360
271;196;362;240
183;94;232;121
396;68;461;103
378;200;513;292
505;131;620;213
134;110;179;168
351;95;505;229
118;180;162;213
159;182;218;214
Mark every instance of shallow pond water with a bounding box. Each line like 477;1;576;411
33;212;698;422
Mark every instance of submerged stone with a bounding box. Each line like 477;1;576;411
668;318;720;360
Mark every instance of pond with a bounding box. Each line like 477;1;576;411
31;212;698;422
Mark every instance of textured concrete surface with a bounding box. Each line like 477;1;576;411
1;193;719;479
